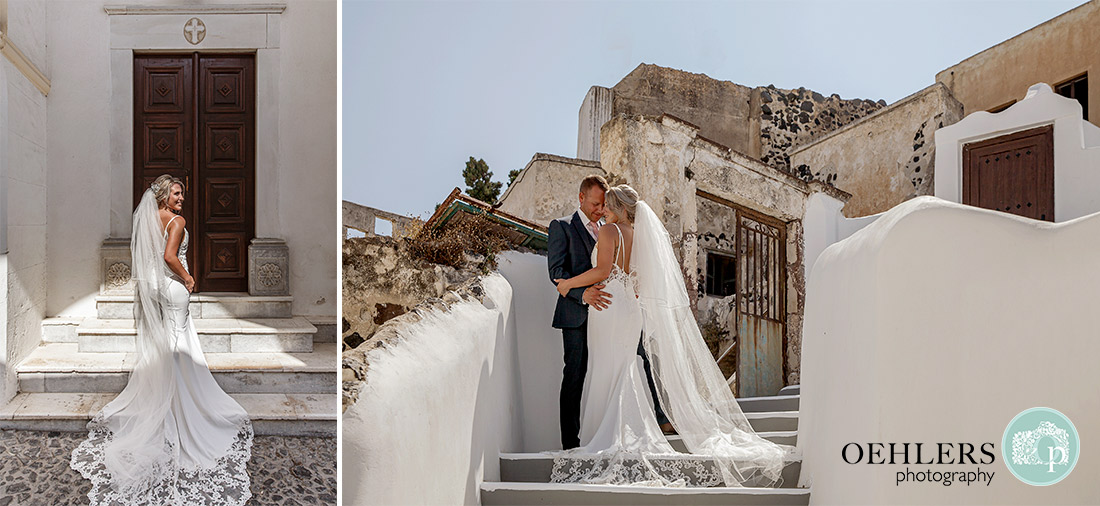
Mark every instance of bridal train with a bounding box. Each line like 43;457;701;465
71;179;253;506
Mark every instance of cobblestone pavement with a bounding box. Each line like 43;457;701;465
0;430;336;505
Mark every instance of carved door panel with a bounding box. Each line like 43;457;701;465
134;56;197;274
197;55;255;292
963;125;1054;222
134;54;255;292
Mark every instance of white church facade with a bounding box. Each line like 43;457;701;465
0;1;336;434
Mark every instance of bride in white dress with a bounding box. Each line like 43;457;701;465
71;175;254;505
551;184;798;488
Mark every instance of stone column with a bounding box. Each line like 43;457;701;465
249;238;289;296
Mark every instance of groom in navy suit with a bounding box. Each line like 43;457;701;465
547;175;669;449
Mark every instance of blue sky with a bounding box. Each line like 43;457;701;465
343;0;1087;228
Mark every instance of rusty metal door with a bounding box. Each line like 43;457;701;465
963;125;1054;222
735;210;786;397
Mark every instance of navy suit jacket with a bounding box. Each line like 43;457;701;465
547;211;598;329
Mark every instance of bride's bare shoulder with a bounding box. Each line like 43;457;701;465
159;210;186;230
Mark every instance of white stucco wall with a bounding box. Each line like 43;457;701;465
497;251;562;452
341;272;524;505
44;0;336;318
1;1;49;405
935;83;1100;223
799;196;1100;504
802;192;881;281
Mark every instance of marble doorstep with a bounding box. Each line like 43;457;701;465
0;392;336;436
77;317;316;353
16;343;337;394
41;317;82;343
96;292;294;320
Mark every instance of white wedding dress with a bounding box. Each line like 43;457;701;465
71;189;254;506
550;202;799;488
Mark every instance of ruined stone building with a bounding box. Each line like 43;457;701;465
497;0;1100;398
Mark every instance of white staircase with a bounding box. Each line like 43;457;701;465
481;386;806;505
2;293;337;436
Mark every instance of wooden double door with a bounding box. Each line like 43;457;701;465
133;53;256;292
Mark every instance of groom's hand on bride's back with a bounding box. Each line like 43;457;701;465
583;284;611;311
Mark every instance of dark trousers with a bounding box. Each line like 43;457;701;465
560;326;668;450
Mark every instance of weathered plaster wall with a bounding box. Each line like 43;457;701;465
936;1;1099;126
800;196;1100;503
611;64;757;159
601;64;884;174
0;1;49;405
496;153;604;227
44;0;336;319
758;85;884;173
341;235;479;349
693;197;738;383
577;86;612;161
341;273;523;505
790;83;964;217
599;114;698;250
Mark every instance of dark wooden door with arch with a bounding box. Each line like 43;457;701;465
133;53;256;292
963;125;1054;222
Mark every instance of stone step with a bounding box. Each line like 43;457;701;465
16;343;336;394
498;453;802;488
737;394;800;413
96;292;293;320
743;411;799;432
667;431;797;452
77;317;316;353
0;392;335;436
778;385;800;396
480;482;810;505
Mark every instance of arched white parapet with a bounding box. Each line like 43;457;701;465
934;83;1100;222
799;196;1100;504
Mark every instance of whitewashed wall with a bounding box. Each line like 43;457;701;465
1;0;49;405
802;192;881;281
44;0;336;318
497;251;563;452
342;272;524;505
799;196;1100;504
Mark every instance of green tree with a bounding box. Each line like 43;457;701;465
507;169;521;187
463;156;502;203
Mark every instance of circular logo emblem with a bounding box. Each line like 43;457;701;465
1002;407;1079;486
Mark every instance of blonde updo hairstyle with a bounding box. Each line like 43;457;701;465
605;184;640;224
151;174;185;207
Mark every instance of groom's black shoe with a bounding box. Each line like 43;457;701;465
660;422;677;436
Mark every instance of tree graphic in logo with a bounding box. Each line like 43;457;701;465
1003;408;1079;486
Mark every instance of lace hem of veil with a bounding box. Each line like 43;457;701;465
550;449;720;488
548;448;791;488
70;414;254;506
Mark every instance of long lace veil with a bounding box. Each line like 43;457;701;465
97;188;180;493
632;200;800;487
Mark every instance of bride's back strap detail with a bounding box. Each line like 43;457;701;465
162;214;180;237
610;223;631;275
